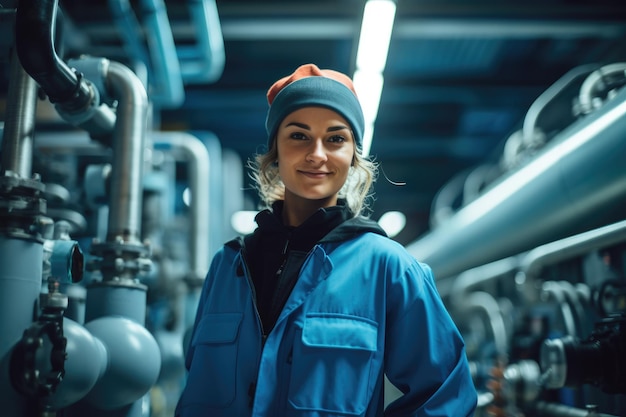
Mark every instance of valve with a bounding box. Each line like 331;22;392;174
10;281;68;400
540;314;626;394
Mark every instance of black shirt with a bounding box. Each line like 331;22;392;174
243;201;352;335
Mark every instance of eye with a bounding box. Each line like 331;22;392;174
327;135;347;143
289;132;308;140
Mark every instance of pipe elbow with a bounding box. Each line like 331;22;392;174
14;0;87;105
82;316;161;409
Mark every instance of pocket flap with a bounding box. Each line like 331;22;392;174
302;314;378;351
192;312;243;345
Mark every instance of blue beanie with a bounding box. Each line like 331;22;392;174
265;64;365;150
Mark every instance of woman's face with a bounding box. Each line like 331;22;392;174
276;106;355;208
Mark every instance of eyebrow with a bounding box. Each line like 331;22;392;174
285;122;349;132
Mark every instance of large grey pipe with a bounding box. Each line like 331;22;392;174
407;85;626;280
0;49;38;177
102;60;148;243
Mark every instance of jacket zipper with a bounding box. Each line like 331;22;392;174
275;238;290;276
240;252;266;410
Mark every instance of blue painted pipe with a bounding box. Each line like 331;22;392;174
0;237;43;416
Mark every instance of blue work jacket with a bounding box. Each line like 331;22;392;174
176;231;477;416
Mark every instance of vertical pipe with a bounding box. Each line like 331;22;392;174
85;284;147;325
139;0;185;108
104;61;148;244
0;50;38;177
151;131;210;281
0;237;44;417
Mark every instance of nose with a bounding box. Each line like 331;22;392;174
306;139;328;163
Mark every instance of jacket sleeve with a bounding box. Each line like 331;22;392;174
383;261;477;416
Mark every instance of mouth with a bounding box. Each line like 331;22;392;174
299;170;330;179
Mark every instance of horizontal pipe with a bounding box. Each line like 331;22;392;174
532;401;618;417
407;85;626;280
516;218;626;303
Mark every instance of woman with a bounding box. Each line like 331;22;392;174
175;64;477;416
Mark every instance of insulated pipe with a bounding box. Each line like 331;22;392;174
102;60;148;243
15;0;116;139
15;0;91;107
0;49;37;177
151;131;210;282
407;84;626;280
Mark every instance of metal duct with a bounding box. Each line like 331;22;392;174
407;85;626;280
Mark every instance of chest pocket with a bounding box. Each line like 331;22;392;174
185;312;242;408
288;313;378;415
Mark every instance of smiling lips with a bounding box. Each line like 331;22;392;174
299;170;330;179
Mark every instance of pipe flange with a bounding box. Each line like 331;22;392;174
0;172;46;195
88;240;152;281
89;239;150;258
0;172;49;238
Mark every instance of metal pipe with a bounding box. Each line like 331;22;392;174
516;219;626;303
541;281;578;337
522;64;598;145
103;60;148;243
0;49;37;177
461;291;509;357
139;0;185;108
151;131;210;281
407;84;626;280
448;255;519;302
107;0;151;68
532;401;618;417
179;0;225;84
578;63;626;115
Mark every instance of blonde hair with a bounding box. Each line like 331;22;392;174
248;140;378;217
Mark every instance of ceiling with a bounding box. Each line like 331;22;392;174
2;0;626;246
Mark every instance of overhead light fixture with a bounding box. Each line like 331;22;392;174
355;0;396;73
353;0;396;156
